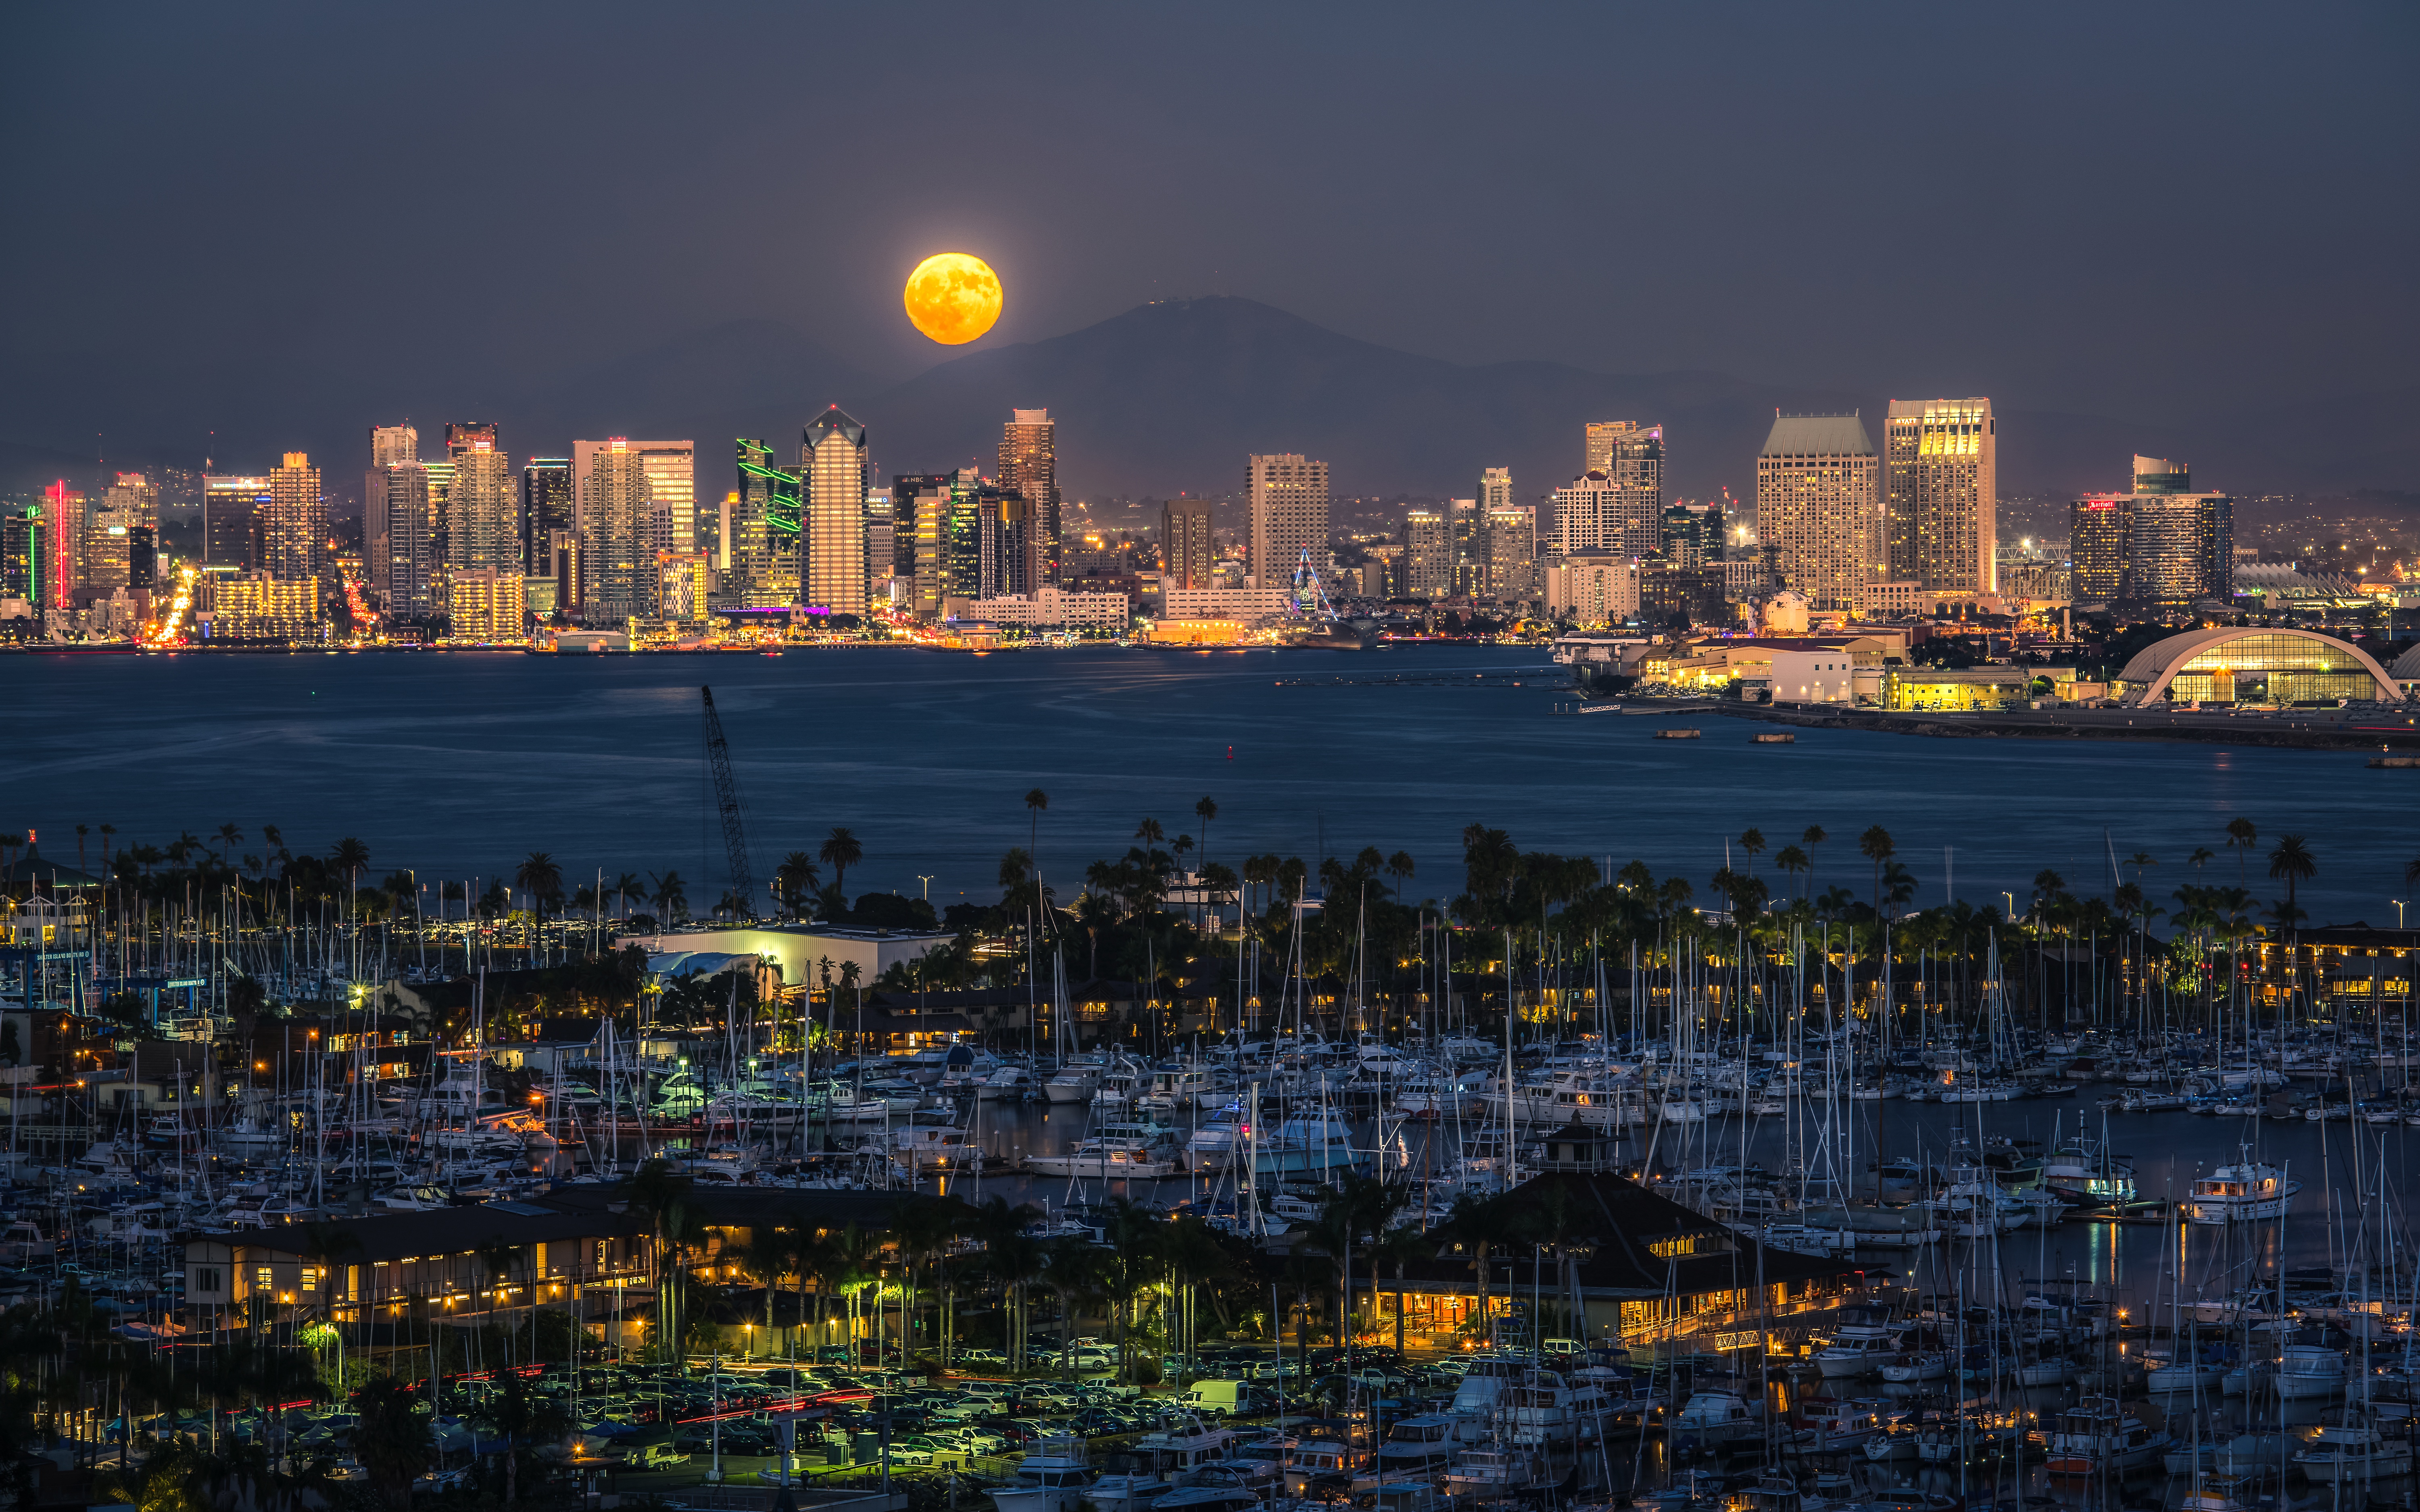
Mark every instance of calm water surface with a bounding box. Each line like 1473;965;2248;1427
7;645;2412;921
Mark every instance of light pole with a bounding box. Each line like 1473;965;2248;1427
2001;892;2016;923
2395;900;2407;929
916;875;935;902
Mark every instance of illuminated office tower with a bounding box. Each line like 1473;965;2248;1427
999;409;1060;586
39;482;81;609
81;501;132;592
1247;453;1328;587
1584;421;1663;521
442;422;518;572
1480;466;1514;514
365;425;418;586
895;473;952;617
731;439;802;608
202;475;268;569
2069;455;2232;606
575;438;652;623
521;458;572;577
801;407;869;614
1756;414;1881;612
370;423;418;467
376;463;436;617
1658;501;1724;570
1884;398;1995;594
263;453;325;581
1161;500;1214;589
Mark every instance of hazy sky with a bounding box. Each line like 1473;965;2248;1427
5;1;2414;441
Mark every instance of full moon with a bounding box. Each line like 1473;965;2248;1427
903;252;1003;345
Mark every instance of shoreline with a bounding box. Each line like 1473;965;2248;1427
1711;700;2420;752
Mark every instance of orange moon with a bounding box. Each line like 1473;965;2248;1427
903;252;1003;344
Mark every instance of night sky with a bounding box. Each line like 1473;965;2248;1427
4;2;2414;483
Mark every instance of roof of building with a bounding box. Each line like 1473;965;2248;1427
194;1198;642;1262
1760;414;1875;458
1388;1170;1855;1300
2390;644;2420;679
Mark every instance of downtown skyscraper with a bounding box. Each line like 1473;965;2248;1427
1756;413;1882;612
574;438;651;624
802;407;869;614
2069;455;2233;607
1247;453;1328;588
263;452;325;582
998;408;1061;587
1885;398;1996;594
444;422;519;572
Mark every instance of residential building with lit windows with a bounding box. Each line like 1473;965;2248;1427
999;409;1061;587
443;423;519;573
1545;548;1640;626
263;452;326;582
574;438;651;624
1884;397;1994;594
444;566;526;642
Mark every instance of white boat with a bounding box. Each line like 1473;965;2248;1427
978;1065;1034;1102
1878;1352;1948;1384
1020;1139;1177;1180
988;1436;1094;1512
1812;1320;1902;1379
2144;1359;2226;1396
2295;1420;2413;1481
2274;1343;2346;1400
2183;1159;2300;1223
1671;1390;1763;1444
1043;1056;1105;1104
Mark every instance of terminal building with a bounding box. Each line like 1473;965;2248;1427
2119;626;2405;706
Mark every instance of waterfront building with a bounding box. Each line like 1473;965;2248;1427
443;423;519;573
2070;455;2234;609
521;457;572;578
1757;413;1882;613
1162;500;1214;589
444;566;526;641
203;475;270;569
263;453;325;583
1545;547;1640;626
948;584;1130;632
1247;453;1328;588
802;407;869;614
1160;584;1291;621
1882;663;2067;711
999;409;1060;586
655;550;713;624
2119;626;2402;707
1884;397;1995;594
200;571;320;640
574;438;651;625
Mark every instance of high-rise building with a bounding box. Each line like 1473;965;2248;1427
203;475;270;569
731;440;803;608
375;464;437;617
1583;421;1663;529
1161;500;1214;590
655;552;713;624
2067;455;2232;607
41;482;81;611
1659;501;1724;570
630;442;695;558
999;409;1060;587
263;453;325;582
575;438;652;624
1483;500;1538;603
2;505;42;606
1884;398;1996;594
1402;508;1453;599
1480;467;1515;514
801;408;868;614
1247;453;1328;589
81;501;131;593
1756;414;1882;612
1550;470;1656;558
445;567;526;642
104;472;158;533
522;458;572;577
369;423;419;468
895;473;953;618
443;423;518;573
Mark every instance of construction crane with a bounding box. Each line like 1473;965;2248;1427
699;685;757;920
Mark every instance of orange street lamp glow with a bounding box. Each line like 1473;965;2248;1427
903;253;1003;345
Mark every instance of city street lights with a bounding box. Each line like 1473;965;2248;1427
916;875;934;901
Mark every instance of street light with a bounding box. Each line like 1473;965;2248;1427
916;875;935;901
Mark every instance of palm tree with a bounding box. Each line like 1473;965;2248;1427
999;847;1035;897
2404;854;2420;890
1025;788;1049;855
612;871;644;926
296;1220;364;1387
2226;817;2258;885
648;870;688;925
475;1237;525;1360
516;852;563;956
2268;835;2317;933
1135;817;1166;847
967;1195;1043;1370
1369;1223;1433;1360
330;837;371;891
349;1374;433;1509
774;852;821;918
1437;1191;1511;1347
1738;828;1766;876
887;1193;968;1367
1773;844;1809;898
819;827;864;900
1802;825;1827;894
1194;796;1218;868
1859;825;1894;914
1041;1234;1108;1379
1158;1214;1233;1382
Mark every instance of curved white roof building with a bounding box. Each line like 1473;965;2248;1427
2119;626;2404;706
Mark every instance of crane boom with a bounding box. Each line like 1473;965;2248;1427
700;685;756;918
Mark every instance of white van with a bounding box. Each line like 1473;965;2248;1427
1183;1379;1251;1413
